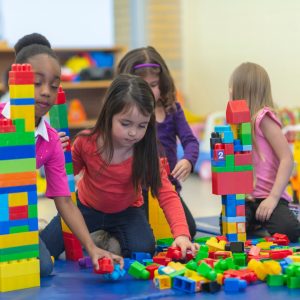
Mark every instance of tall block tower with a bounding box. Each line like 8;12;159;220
0;64;40;292
210;100;253;242
49;87;83;260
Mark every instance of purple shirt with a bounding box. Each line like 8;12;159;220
157;102;199;192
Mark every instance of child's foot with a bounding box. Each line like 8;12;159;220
90;230;121;255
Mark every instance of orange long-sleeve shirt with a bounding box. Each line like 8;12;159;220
72;133;190;239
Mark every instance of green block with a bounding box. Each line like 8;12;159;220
235;165;253;171
66;162;74;174
194;236;211;244
212;165;234;172
156;238;174;246
240;122;251;134
49;104;68;129
10;225;29;233
267;274;285;286
240;133;252;145
236;194;246;199
226;154;234;167
0;244;39;255
13;119;25;132
28;204;38;218
0;158;36;174
128;261;150;280
0;132;34;146
0;250;39;262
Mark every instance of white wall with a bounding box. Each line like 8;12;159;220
182;0;300;115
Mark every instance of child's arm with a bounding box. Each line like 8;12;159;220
172;103;199;181
256;116;294;222
158;167;198;256
54;196;124;269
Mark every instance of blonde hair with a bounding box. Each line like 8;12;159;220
229;62;276;160
229;62;275;119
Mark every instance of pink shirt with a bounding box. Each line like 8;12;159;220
252;107;291;201
1;102;70;198
72;133;190;239
37;122;71;198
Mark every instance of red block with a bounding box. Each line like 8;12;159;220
224;143;234;155
9;64;34;84
94;257;114;274
9;205;28;220
55;86;67;104
63;232;83;261
226;100;251;124
146;265;159;279
212;171;253;195
0;119;16;133
235;152;252;166
236;205;245;216
166;246;182;260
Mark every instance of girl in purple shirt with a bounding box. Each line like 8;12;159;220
229;62;300;241
117;46;199;238
12;33;123;276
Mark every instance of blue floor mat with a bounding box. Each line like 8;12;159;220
1;259;299;300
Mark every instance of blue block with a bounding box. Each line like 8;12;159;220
28;190;38;205
222;131;234;143
28;218;38;231
0;194;9;221
173;275;196;293
68;175;76;192
10;98;35;105
0;221;9;234
226;234;238;242
0;145;35;160
211;160;226;167
215;125;231;132
222;216;246;223
64;151;72;164
0;185;36;194
131;252;151;263
242;145;252;151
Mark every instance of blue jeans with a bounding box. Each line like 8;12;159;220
39;198;156;265
39;235;54;277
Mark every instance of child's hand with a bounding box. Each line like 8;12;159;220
256;196;278;222
88;244;124;271
58;131;70;152
172;235;198;258
171;159;192;181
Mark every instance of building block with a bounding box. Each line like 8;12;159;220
226;100;251;124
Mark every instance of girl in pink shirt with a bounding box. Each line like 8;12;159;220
229;62;300;241
12;33;123;276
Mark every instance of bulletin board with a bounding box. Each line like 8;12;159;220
0;0;114;48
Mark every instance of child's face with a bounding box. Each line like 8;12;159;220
28;54;61;125
111;105;150;150
142;74;160;102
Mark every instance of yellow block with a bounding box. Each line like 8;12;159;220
230;124;238;139
9;84;34;99
153;275;171;290
148;191;172;240
0;232;38;248
0;258;40;292
8;192;28;207
61;219;72;234
225;222;237;234
237;233;247;242
11;106;35;132
71;192;77;204
263;260;281;275
288;255;300;262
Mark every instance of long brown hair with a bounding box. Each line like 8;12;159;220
117;46;176;113
77;74;162;196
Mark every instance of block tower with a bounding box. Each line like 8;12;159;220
0;64;40;292
49;87;83;260
210;100;253;242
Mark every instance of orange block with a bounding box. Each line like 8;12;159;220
0;171;36;187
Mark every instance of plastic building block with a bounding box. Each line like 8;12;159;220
94;257;114;274
78;256;93;269
224;277;247;293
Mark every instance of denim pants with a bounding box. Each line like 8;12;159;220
39;198;156;275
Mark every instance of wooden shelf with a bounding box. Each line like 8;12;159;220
69;119;97;129
61;80;112;90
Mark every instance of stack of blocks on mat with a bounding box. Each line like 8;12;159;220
78;234;300;293
49;87;83;261
0;64;40;292
210;100;253;242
